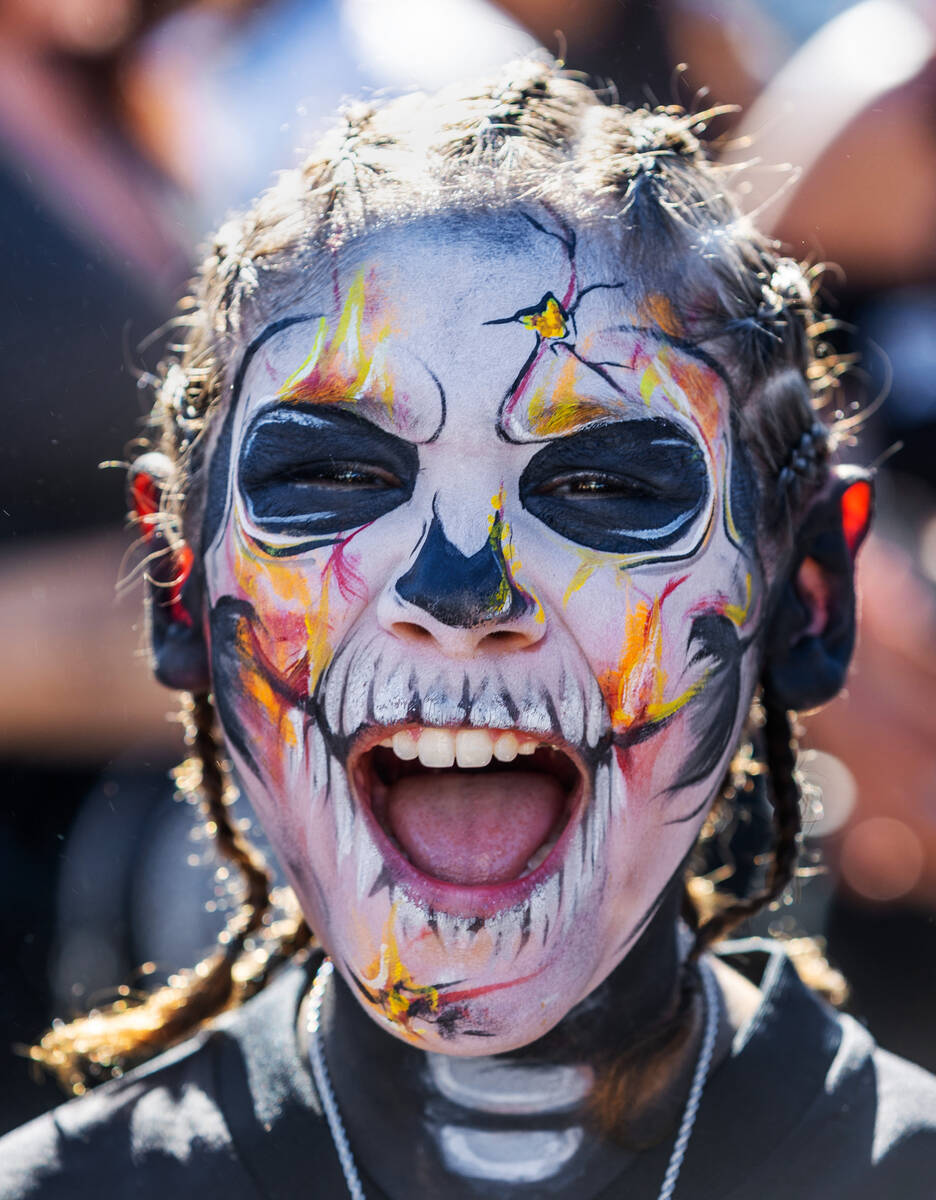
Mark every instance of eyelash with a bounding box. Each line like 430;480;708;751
536;471;657;499
275;462;402;490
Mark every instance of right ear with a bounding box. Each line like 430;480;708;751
130;453;211;692
762;465;873;712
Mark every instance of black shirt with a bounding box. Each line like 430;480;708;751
2;946;935;1199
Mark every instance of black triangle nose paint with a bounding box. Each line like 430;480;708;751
396;505;531;628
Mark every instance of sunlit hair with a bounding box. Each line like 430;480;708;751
34;58;846;1126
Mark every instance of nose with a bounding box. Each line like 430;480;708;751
377;508;545;657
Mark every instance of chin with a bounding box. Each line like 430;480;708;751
250;711;700;1054
221;615;723;1051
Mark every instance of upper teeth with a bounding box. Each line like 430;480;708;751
386;727;542;768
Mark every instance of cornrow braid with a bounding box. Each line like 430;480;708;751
439;62;586;164
690;696;802;957
31;694;280;1093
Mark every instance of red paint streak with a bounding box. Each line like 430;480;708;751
503;339;549;424
437;966;545;1008
841;479;872;556
132;473;159;542
562;262;577;311
688;593;730;619
659;574;688;605
326;521;374;602
614;744;631;774
632;573;688;639
236;612;310;707
169;544;194;628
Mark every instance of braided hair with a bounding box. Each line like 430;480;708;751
35;57;848;1096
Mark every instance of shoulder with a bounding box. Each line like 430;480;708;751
827;1023;936;1191
0;1030;244;1200
0;959;328;1200
714;944;936;1199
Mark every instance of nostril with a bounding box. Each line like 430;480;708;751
391;621;435;645
479;629;536;651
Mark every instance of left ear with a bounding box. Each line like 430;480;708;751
130;453;211;693
763;465;874;711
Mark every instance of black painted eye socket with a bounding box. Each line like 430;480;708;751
238;403;418;538
519;418;709;555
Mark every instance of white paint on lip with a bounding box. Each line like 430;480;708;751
427;1055;593;1114
436;1125;584;1182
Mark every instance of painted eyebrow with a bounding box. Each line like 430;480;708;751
231;314;327;412
232;316;449;444
612;323;737;402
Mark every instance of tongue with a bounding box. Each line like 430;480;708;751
386;770;564;885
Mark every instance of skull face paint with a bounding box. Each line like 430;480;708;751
202;211;765;1054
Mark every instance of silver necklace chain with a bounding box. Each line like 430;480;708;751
307;956;720;1200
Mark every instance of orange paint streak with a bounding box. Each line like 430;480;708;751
639;293;683;339
527;352;614;437
599;577;704;732
665;355;721;447
360;905;439;1039
278;269;395;413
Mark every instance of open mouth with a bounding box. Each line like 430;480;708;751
350;726;587;917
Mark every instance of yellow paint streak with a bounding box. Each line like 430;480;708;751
724;573;753;628
520;295;567;339
232;513;319;686
362;905;439;1036
527;354;610;437
487;486;544;624
278;317;328;395
236;622;278;724
305;561;333;692
277;270;394;413
639;361;662;406
721;446;743;547
562;556;599;607
600;590;704;731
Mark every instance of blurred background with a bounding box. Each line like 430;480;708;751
1;0;934;1135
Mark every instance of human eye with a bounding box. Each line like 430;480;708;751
238;404;418;540
534;471;659;501
273;461;403;491
519;419;710;555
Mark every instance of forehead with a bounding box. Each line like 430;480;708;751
233;210;734;450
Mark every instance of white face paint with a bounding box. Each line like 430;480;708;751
202;210;766;1055
427;1054;593;1183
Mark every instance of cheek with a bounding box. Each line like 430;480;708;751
203;521;374;786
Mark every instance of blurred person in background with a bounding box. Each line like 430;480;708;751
0;0;534;1136
504;0;936;1073
0;0;197;1133
729;0;936;1073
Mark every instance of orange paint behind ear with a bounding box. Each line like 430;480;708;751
841;479;873;556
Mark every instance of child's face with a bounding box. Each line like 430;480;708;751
202;211;765;1053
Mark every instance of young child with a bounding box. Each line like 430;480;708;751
4;59;934;1200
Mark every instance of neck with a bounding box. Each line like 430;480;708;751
320;887;699;1198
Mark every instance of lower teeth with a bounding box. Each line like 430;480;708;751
524;839;556;874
